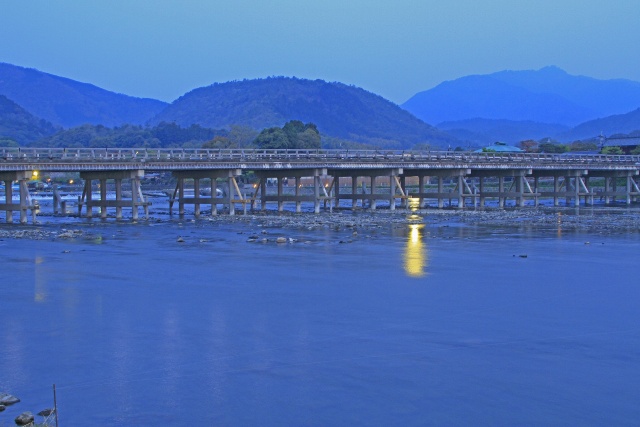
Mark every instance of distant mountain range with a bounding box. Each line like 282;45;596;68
403;66;640;126
0;94;59;144
151;77;456;148
0;63;167;128
438;119;569;146
1;62;640;148
561;108;640;140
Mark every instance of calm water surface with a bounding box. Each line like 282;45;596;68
1;217;639;426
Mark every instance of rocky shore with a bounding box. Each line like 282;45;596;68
1;207;639;241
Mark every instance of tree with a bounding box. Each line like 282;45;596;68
203;136;235;149
517;140;538;152
0;137;18;147
254;127;290;149
601;146;623;155
569;140;598;152
228;125;258;148
538;142;568;153
253;121;321;149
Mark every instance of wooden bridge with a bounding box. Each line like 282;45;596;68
1;147;639;223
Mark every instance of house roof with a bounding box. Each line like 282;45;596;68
603;136;640;147
474;142;523;153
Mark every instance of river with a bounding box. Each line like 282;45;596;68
1;213;639;426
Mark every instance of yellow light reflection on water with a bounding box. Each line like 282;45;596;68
404;223;428;278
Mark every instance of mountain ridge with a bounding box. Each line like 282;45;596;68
402;67;640;128
0;94;59;144
151;76;457;149
0;63;167;128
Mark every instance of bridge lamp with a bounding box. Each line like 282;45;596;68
32;170;39;179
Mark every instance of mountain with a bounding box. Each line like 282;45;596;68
151;77;457;149
403;66;640;127
0;63;168;128
438;118;569;146
0;95;59;144
563;108;640;140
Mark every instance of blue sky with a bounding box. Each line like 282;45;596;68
1;0;639;104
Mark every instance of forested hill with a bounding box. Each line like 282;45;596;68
151;77;456;149
0;95;59;145
0;63;168;128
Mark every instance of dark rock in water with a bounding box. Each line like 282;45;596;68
0;393;20;406
519;254;528;258
0;404;5;412
15;412;34;425
37;408;54;417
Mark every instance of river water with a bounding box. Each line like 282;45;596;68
1;213;639;426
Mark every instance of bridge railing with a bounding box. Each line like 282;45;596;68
1;147;639;164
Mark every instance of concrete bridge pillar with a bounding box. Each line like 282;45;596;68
277;177;284;212
80;170;149;220
418;175;425;208
351;177;358;209
333;173;340;209
295;176;302;212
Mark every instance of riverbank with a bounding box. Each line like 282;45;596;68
1;206;639;240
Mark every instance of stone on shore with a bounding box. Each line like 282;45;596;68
15;412;34;426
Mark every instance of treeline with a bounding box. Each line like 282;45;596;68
516;133;640;155
28;120;321;150
202;120;320;149
31;122;228;148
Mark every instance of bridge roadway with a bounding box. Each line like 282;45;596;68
1;147;639;222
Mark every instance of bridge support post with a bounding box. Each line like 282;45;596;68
295;177;302;212
389;175;396;211
277;177;284;212
79;170;149;220
333;173;340;210
351;177;358;208
194;178;201;216
0;173;35;224
314;173;321;214
115;179;122;219
417;175;425;208
457;175;464;208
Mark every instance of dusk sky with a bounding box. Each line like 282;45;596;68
2;0;639;104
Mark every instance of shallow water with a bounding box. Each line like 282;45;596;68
1;218;639;426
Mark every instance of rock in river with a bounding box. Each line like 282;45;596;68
0;393;20;406
15;412;34;426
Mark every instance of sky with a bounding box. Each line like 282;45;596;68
1;0;639;104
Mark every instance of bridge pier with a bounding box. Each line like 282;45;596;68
255;169;327;213
79;170;150;220
170;169;244;216
329;169;404;210
0;171;37;224
587;170;639;205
